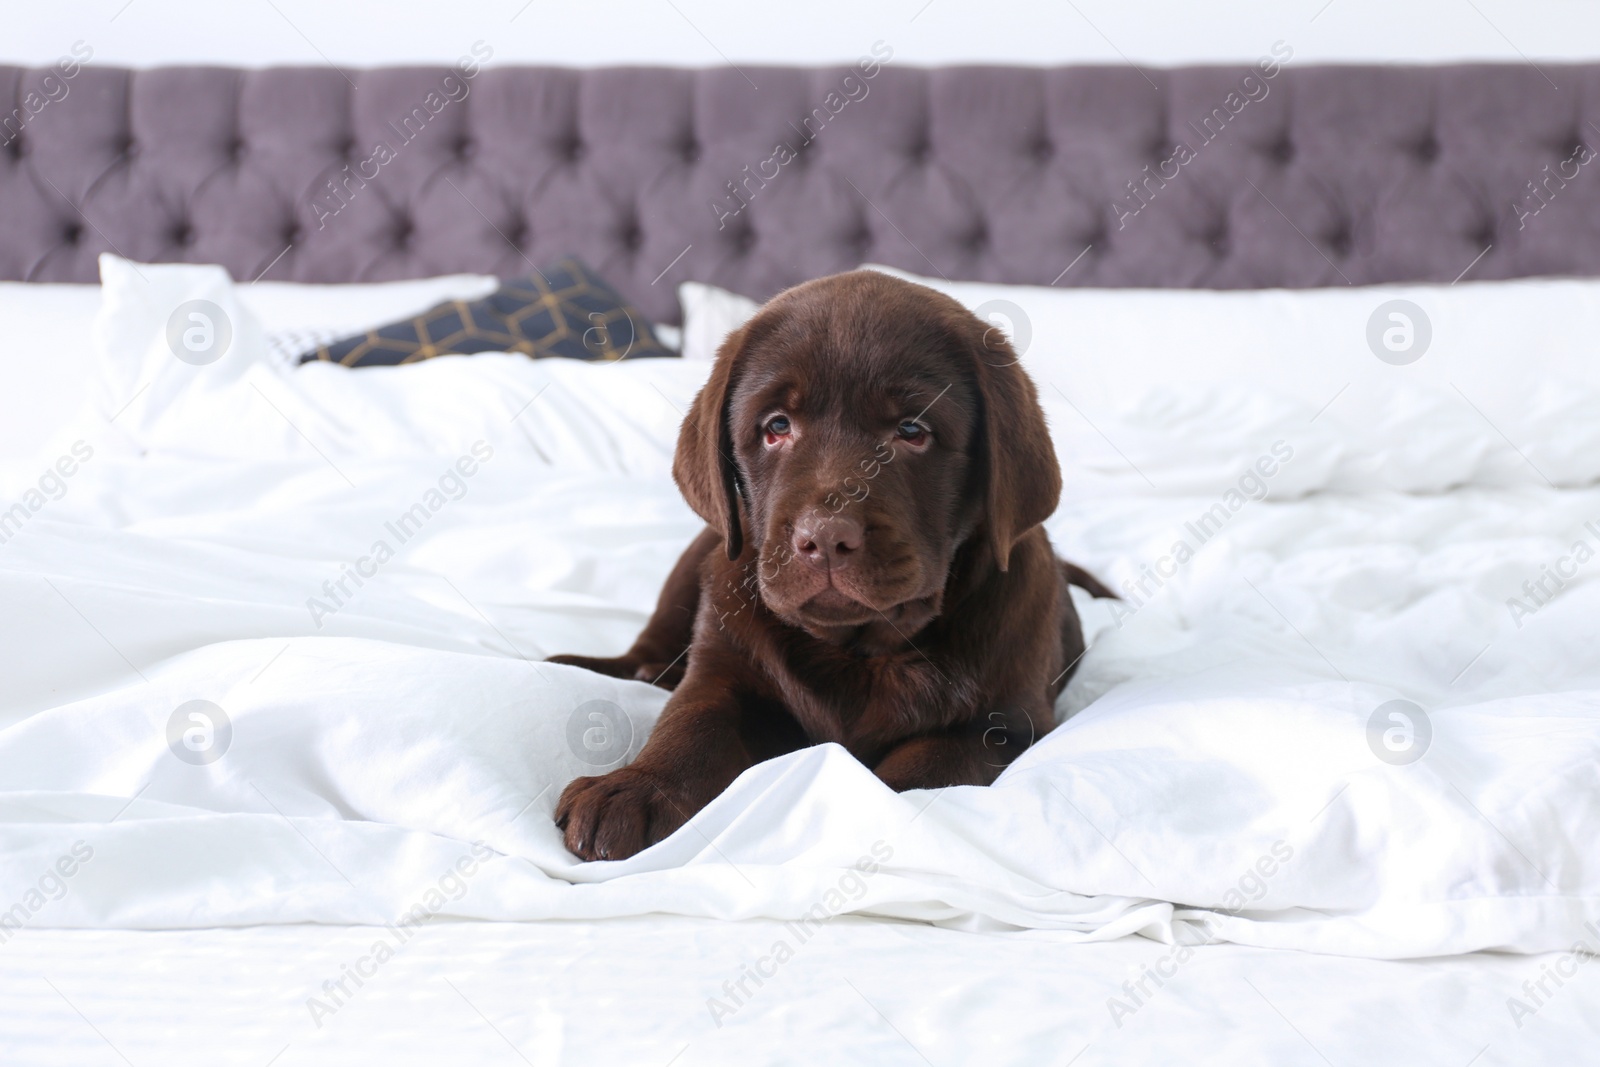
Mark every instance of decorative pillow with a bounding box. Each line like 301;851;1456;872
299;258;671;366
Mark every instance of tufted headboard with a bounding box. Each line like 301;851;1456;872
3;60;1598;322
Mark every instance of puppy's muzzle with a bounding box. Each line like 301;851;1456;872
791;512;865;571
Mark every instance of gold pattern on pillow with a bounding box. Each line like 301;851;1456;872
300;258;670;366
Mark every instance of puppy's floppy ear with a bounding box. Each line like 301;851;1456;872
673;324;747;559
966;322;1061;572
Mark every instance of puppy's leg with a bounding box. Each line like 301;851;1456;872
556;659;769;861
548;526;717;690
872;704;1048;791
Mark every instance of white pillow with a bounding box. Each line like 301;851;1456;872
74;255;708;473
863;263;1600;398
2;271;502;462
678;280;759;362
0;283;103;463
652;322;682;352
863;265;1600;494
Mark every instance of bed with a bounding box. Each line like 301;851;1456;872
1;60;1597;1065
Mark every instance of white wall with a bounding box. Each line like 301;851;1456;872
5;0;1600;70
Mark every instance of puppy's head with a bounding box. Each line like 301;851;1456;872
674;271;1060;642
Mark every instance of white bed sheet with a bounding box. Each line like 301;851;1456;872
1;258;1597;1062
4;450;1596;953
3;919;1594;1067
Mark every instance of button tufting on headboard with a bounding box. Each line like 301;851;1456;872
3;61;1600;323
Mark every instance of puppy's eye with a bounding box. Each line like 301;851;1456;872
896;419;929;444
763;415;791;443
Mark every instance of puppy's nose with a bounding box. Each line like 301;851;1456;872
793;514;865;570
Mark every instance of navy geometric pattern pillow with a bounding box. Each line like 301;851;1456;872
299;257;671;366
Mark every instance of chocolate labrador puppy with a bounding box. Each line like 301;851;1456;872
551;270;1113;860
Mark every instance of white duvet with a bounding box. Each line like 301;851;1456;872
1;256;1596;964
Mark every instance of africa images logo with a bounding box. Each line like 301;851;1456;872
166;700;232;765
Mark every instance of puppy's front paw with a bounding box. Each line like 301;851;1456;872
554;766;690;861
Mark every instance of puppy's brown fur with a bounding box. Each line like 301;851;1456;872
551;271;1113;861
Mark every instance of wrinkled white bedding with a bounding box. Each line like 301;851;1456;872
5;452;1597;958
1;257;1595;976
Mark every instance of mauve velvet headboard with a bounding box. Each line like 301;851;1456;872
3;60;1597;322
